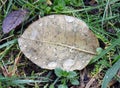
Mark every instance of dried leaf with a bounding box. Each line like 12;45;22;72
18;15;99;71
46;0;52;5
2;9;29;34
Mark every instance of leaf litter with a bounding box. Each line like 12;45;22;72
2;9;29;34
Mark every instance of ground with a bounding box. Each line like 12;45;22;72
0;0;120;88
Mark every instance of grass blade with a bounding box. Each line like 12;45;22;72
90;37;120;64
12;79;46;84
0;39;17;49
101;56;120;88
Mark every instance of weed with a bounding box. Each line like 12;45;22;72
50;68;79;88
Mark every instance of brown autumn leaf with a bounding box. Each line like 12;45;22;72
18;15;99;71
2;9;29;34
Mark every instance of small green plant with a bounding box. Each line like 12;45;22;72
50;68;79;88
53;0;66;12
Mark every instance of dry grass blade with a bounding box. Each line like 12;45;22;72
11;51;22;76
0;52;22;77
0;0;7;8
0;35;14;42
1;62;9;77
85;77;95;88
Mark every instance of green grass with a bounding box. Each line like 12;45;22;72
0;0;120;88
